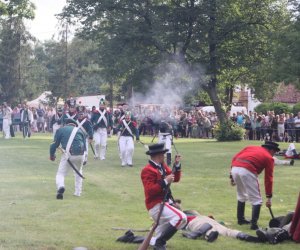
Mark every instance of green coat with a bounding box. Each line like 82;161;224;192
50;125;86;157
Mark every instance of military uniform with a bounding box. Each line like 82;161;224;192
50;119;86;199
141;143;187;250
76;106;93;164
117;112;139;167
61;98;78;125
158;110;177;165
230;141;279;230
50;107;64;138
91;99;113;160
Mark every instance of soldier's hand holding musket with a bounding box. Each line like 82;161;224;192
174;154;181;164
50;155;56;161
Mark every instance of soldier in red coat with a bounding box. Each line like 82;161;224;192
141;143;187;250
230;141;280;230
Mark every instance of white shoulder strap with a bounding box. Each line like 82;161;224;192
65;126;80;156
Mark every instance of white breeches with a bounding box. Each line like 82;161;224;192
93;128;107;159
119;136;134;165
187;215;240;238
56;154;84;196
149;203;187;245
158;133;172;153
231;167;262;205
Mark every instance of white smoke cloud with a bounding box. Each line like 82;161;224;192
130;59;207;108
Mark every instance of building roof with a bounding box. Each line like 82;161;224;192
273;84;300;104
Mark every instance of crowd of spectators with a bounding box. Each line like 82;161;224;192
1;102;300;143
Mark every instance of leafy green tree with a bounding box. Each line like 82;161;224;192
62;0;289;126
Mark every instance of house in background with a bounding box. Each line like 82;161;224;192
272;83;300;106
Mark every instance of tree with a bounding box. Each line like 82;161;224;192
62;0;288;124
0;0;35;104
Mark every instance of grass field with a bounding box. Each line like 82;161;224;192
0;133;299;250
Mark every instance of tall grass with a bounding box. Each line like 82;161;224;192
0;133;299;250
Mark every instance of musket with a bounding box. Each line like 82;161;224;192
151;133;156;143
111;227;150;232
138;166;176;250
171;136;179;155
137;140;149;150
89;142;96;157
59;147;85;179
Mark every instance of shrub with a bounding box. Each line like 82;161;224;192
213;120;245;141
292;103;300;115
255;102;291;115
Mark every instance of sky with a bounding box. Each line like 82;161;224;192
26;0;68;41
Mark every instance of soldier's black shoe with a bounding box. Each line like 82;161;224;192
290;159;294;166
56;187;65;200
238;219;251;225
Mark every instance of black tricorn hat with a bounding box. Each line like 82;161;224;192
262;141;280;152
146;143;168;155
65;118;78;127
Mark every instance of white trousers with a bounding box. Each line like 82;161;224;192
187;215;240;238
56;154;84;196
119;136;134;165
93;128;107;160
231;167;262;205
52;123;61;139
3;119;11;139
274;157;290;166
149;203;187;245
158;133;172;153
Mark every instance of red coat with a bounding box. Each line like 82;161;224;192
290;193;300;243
141;161;181;210
231;146;274;197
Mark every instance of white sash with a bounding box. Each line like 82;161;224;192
96;110;108;127
76;118;88;136
122;120;133;137
65;126;79;157
66;113;77;119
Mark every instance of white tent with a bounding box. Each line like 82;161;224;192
26;91;51;108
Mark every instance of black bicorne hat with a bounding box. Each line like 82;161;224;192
146;143;168;155
261;141;280;152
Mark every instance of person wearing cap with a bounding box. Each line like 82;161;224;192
62;98;78;125
76;106;93;165
141;143;187;250
91;98;113;160
116;111;139;167
230;141;280;230
50;107;64;138
2;102;12;139
50;118;86;199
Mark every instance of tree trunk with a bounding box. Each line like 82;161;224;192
206;0;228;124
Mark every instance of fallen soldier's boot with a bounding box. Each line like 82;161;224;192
182;223;212;239
256;228;290;244
236;232;263;242
206;231;219;242
116;230;135;243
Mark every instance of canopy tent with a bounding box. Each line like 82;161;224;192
26;91;52;108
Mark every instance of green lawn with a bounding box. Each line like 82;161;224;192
0;133;299;250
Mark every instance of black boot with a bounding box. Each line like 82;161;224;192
154;223;177;250
250;205;261;230
182;223;212;239
237;201;250;225
237;232;263;243
166;153;172;166
256;228;290;244
56;187;65;200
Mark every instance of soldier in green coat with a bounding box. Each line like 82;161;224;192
50;118;86;199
